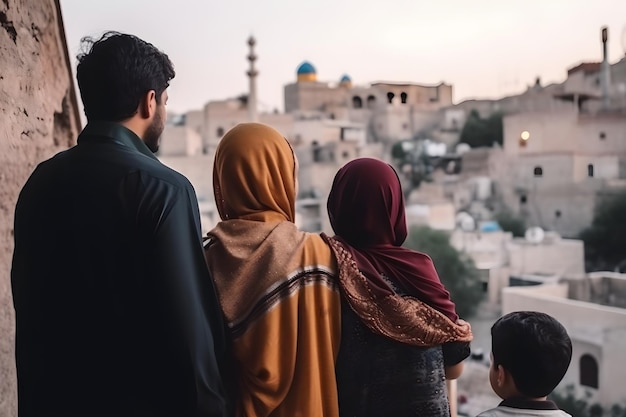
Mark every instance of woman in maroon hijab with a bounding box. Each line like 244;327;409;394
324;157;472;417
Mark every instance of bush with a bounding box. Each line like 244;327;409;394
404;226;484;318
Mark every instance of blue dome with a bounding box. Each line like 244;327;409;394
480;221;502;233
297;61;316;75
340;74;351;82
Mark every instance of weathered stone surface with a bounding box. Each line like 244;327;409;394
0;1;80;415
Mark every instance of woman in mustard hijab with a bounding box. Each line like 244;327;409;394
204;123;341;417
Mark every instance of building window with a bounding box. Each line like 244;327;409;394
580;354;599;389
352;96;363;109
342;151;349;159
555;210;561;218
599;132;606;140
588;164;594;177
367;95;376;108
400;92;408;104
533;166;543;177
520;195;527;204
402;123;408;130
216;127;224;137
387;92;395;104
312;141;321;162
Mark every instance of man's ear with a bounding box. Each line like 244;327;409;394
139;90;157;119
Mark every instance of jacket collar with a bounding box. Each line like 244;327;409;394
78;121;158;161
500;398;559;410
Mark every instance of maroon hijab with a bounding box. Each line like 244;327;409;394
327;158;459;322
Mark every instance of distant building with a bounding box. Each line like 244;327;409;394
447;29;626;238
158;40;456;232
284;61;453;144
500;108;626;237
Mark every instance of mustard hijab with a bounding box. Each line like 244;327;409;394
207;123;324;327
212;122;296;223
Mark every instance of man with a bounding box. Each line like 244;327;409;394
11;32;231;417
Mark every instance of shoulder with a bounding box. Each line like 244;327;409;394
125;158;196;201
477;406;571;417
476;407;504;417
134;155;194;191
301;232;336;273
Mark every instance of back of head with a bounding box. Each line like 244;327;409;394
213;123;296;222
491;311;572;398
327;158;407;247
76;31;175;122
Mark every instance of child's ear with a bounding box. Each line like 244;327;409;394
496;365;507;387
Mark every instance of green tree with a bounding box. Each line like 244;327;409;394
579;192;626;271
391;141;408;160
495;210;526;237
459;109;503;148
404;226;484;318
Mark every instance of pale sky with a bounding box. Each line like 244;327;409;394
60;0;626;115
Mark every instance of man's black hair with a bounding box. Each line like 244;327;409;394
491;311;572;398
76;31;175;122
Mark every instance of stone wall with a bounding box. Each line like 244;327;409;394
0;0;81;415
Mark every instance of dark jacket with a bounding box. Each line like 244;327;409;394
11;122;231;417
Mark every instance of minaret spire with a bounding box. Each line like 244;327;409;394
246;36;259;122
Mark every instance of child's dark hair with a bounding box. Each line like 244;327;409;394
491;311;572;398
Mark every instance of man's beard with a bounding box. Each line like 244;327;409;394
144;110;164;153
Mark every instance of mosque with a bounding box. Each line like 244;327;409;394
160;35;461;160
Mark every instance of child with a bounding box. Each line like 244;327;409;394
478;311;573;417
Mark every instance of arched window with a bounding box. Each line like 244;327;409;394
352;96;363;109
588;164;594;177
387;92;395;104
400;92;408;104
580;354;599;389
367;95;376;108
533;166;543;177
216;127;224;138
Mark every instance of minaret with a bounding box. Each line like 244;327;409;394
246;36;259;122
601;27;611;110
